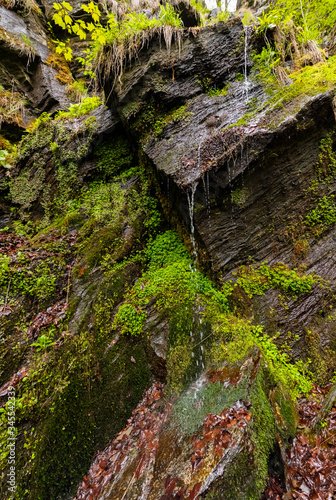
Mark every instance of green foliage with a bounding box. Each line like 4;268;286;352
66;80;87;102
256;10;278;34
95;135;133;178
208;315;312;399
145;230;189;271
55;96;102;120
112;231;231;338
158;2;183;28
0;253;58;302
0;149;11;168
53;1;183;78
251;325;312;397
252;45;281;84
31;333;57;352
305;195;336;229
316;133;336;181
113;303;146;336
235;262;318;299
273;56;336;104
152;105;190;136
269;0;336;42
190;0;210;26
213;10;230;23
21;33;34;48
231;187;249;207
197;77;230;97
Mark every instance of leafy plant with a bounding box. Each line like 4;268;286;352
0;149;11;168
251;325;312;397
31;334;57;352
55;96;102;120
305;195;336;229
52;1;183;81
256;11;278;35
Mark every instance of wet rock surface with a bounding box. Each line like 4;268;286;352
104;18;336;361
0;4;70;125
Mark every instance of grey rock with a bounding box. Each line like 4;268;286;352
210;7;221;18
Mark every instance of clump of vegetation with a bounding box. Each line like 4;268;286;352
0;85;27;128
267;0;335;44
112;230;231;337
316;133;336;181
234;262;319;299
95;135;134;178
0;252;59;304
52;1;183;82
152;105;191;136
0;27;36;63
0;149;11;169
197;76;230;97
66;80;87;102
305;195;336;230
55;96;103;120
46;41;74;86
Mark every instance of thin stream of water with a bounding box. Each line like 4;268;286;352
187;181;198;261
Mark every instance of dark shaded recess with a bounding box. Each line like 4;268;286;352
176;1;199;27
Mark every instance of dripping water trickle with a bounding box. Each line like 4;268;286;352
187;181;198;261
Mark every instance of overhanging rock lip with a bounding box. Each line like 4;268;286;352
170;89;336;191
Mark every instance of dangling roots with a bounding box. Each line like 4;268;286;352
95;27;184;88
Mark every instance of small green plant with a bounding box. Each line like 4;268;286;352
190;0;210;26
95;135;133;178
256;11;278;35
21;34;34;48
0;149;11;168
113;303;146;336
0;253;58;302
152;105;190;136
112;231;232;337
55;96;102;120
52;1;183;80
31;334;57;352
305;195;336;229
253;45;281;83
66;80;87;102
251;325;312;397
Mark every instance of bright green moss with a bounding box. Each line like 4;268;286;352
248;368;276;496
0;253;59;303
112;231;231;338
305;195;336;229
235;262;319;299
152;105;192;136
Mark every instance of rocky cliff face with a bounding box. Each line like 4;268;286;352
105;17;336;365
1;2;336;500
